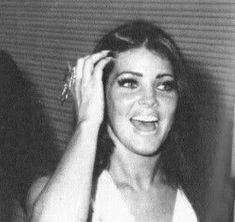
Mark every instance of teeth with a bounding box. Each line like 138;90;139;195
132;116;158;122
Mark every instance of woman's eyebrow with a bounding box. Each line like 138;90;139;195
115;72;174;79
156;73;174;79
116;71;143;78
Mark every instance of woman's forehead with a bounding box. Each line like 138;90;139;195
110;47;173;77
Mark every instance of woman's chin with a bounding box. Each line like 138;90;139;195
125;138;162;157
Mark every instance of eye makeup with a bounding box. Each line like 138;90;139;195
117;77;138;89
113;71;177;92
156;80;177;92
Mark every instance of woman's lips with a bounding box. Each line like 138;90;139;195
130;116;158;134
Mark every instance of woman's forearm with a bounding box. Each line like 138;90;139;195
29;120;100;222
28;51;111;222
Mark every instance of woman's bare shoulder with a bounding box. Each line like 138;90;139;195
25;176;50;213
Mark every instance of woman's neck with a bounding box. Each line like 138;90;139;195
108;144;161;191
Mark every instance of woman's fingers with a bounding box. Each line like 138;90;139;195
72;50;112;122
93;56;113;82
82;50;110;86
74;50;110;86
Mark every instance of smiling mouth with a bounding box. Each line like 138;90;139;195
130;116;158;134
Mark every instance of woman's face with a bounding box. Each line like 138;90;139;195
106;47;178;156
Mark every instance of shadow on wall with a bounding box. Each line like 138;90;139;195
187;59;234;222
0;50;60;222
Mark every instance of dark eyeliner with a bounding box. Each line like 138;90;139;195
159;80;177;91
117;77;138;88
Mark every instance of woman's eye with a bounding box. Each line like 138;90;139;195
157;81;176;92
117;78;138;89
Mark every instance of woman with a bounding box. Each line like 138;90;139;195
0;50;58;222
27;20;199;222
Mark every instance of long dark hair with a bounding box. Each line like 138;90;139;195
0;51;59;217
92;19;200;207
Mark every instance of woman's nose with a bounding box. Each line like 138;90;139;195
138;88;158;107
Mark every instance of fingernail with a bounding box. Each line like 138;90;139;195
106;56;114;59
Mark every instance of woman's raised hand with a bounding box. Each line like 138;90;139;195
72;50;112;125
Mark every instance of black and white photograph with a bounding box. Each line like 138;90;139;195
0;1;234;221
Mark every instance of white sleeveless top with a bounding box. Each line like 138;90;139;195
91;170;198;222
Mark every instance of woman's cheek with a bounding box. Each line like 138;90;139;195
115;90;138;104
159;93;178;118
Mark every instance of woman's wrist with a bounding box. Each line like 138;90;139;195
76;119;102;133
